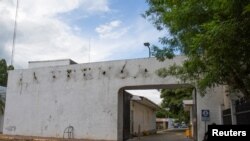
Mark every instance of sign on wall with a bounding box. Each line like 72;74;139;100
201;109;210;121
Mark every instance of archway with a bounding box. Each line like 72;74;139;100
4;56;202;141
117;84;197;141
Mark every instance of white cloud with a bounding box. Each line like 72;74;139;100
0;0;110;68
95;20;129;39
0;0;165;69
17;0;109;17
90;18;165;62
83;0;110;12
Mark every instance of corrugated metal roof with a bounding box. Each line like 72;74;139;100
131;95;160;110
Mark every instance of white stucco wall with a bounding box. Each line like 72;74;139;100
4;56;225;141
4;56;186;141
131;101;156;135
196;86;225;141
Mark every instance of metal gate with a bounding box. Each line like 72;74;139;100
236;99;250;125
222;109;232;125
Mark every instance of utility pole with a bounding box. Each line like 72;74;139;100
11;0;19;66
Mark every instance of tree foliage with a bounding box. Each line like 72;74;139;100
156;108;168;118
144;0;250;96
160;88;192;123
0;59;14;86
0;58;14;114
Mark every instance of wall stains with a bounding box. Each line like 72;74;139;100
51;71;56;80
16;62;152;87
142;68;150;78
97;67;111;79
117;61;130;79
131;66;151;79
48;115;52;122
118;69;129;79
67;70;72;79
82;68;93;80
18;73;23;85
44;125;48;130
120;61;127;73
33;72;37;80
18;73;23;95
5;126;16;132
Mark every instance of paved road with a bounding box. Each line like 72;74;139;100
127;129;193;141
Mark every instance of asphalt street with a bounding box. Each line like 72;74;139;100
127;129;193;141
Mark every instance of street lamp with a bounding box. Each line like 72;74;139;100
144;42;151;58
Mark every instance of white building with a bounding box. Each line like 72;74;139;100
130;95;159;137
3;57;235;141
156;118;168;130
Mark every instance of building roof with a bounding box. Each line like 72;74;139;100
156;118;168;122
28;59;77;64
183;99;193;111
131;95;160;110
28;59;77;68
183;100;193;105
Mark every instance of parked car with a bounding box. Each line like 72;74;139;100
179;123;188;128
173;123;180;128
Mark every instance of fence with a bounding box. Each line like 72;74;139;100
235;99;250;125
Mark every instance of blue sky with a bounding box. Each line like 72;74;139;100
60;0;149;35
0;0;165;68
0;0;164;104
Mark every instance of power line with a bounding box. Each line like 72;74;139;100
11;0;19;66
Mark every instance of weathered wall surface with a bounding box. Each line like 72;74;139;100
196;86;225;141
4;57;185;141
131;101;156;135
3;56;225;141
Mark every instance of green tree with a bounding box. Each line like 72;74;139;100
0;59;8;87
156;108;168;118
160;88;192;123
0;58;14;114
0;95;4;114
144;0;250;96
